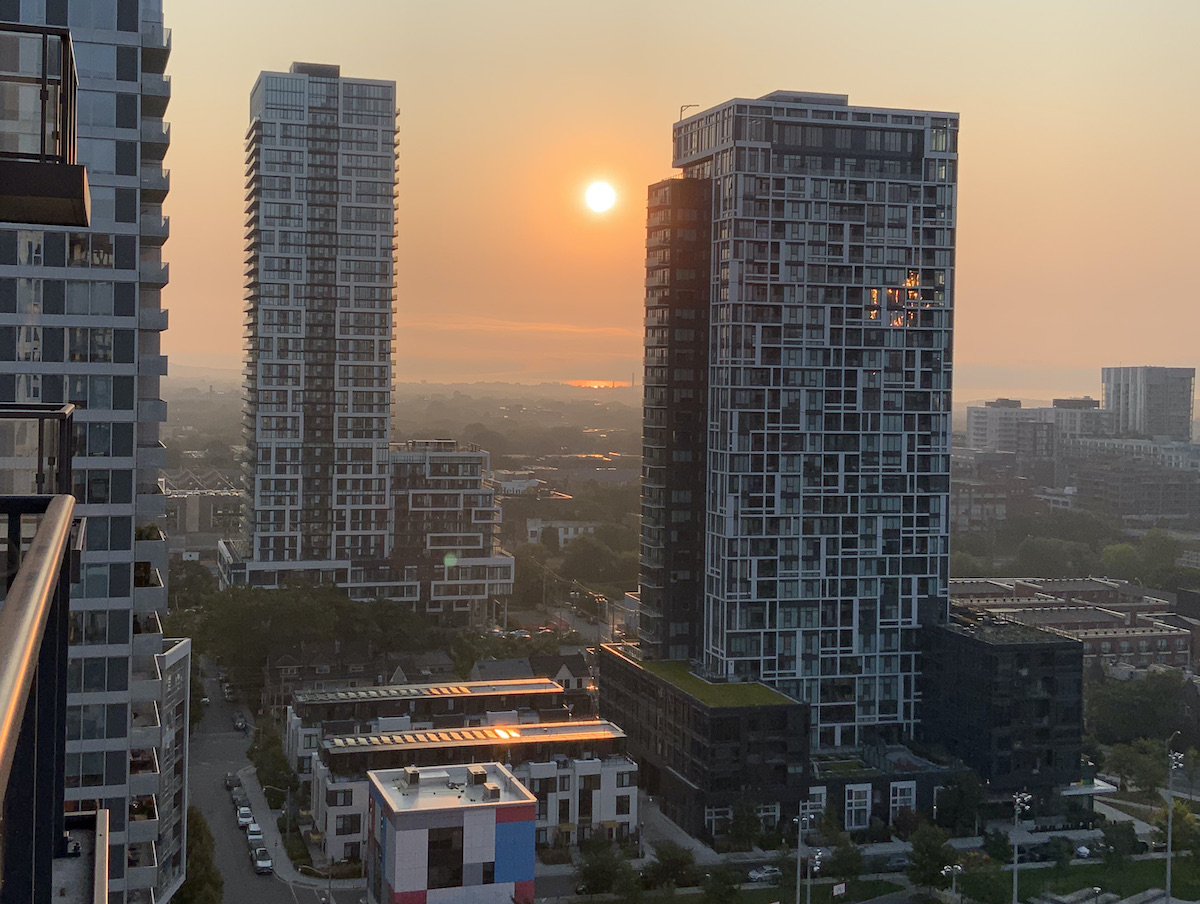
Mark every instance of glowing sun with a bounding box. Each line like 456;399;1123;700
585;181;616;212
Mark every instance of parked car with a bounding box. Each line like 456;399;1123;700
251;847;274;875
246;823;263;846
884;854;910;871
224;772;241;791
749;866;783;883
223;687;234;701
236;806;253;829
231;787;248;808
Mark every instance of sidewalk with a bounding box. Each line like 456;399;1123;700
238;764;364;891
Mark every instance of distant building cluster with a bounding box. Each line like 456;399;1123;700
958;365;1199;527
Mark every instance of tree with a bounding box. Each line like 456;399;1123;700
644;840;698;889
1129;738;1168;797
1156;799;1200;853
982;828;1012;864
908;823;956;890
893;807;920;840
1042;836;1074;871
1102;821;1141;862
702;864;744;904
612;859;644;904
577;836;622;895
1104;744;1138;791
827;834;864;884
175;806;222;904
728;800;762;850
167;560;216;610
934;773;985;837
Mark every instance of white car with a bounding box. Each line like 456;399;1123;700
236;806;253;829
246;823;263;845
749;866;783;883
251;846;274;875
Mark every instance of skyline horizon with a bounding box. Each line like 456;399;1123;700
157;1;1200;387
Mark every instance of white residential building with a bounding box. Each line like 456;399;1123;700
220;62;396;588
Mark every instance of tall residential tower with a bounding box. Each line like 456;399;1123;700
611;91;958;754
220;63;396;588
1101;365;1195;443
0;3;190;901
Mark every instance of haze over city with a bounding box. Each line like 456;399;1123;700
162;0;1199;395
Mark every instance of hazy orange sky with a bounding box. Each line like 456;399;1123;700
161;0;1199;398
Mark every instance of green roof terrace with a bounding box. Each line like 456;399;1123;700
638;658;795;708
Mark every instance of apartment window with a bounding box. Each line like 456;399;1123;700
616;794;631;816
616;771;635;788
845;783;871;831
889;781;916;823
558;775;570;792
326;789;353;807
334;814;361;836
427;826;463;889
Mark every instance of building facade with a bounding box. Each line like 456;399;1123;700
0;4;188;900
223;62;396;586
599;645;807;836
632;91;958;751
1102;366;1195;442
358;441;514;626
919;617;1083;794
366;764;537;904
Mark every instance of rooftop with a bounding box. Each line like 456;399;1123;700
324;719;625;754
294;677;563;706
639;659;795;708
944;617;1076;647
369;762;535;814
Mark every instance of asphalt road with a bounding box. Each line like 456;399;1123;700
189;669;362;904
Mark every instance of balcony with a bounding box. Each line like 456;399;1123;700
140;166;170;201
139;120;169;159
133;565;165;613
132;611;163;656
140;20;171;70
139;260;169;287
125;837;158;884
130;655;162;702
138;306;168;331
137;399;167;424
0;24;88;227
136;440;167;469
139;212;168;243
128;748;160;797
140;72;170;118
130;700;161;748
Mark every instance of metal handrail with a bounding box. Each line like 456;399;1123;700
0;493;75;815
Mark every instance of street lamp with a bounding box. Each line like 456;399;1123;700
792;814;820;904
942;864;964;904
1092;886;1102;904
1012;792;1032;904
1167;731;1183;904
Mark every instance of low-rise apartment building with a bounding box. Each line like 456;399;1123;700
311;721;636;861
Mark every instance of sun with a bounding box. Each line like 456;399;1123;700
585;181;616;213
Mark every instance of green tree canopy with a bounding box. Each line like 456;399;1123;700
908;823;956;890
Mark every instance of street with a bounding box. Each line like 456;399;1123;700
189;668;362;904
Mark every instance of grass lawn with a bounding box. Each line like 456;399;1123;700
740;879;903;904
961;858;1200;904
